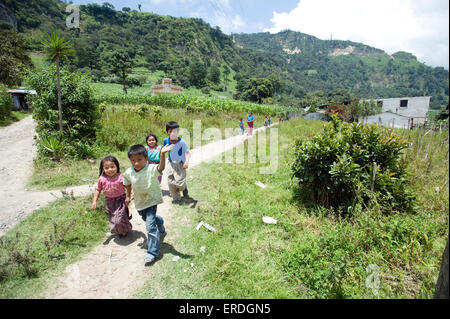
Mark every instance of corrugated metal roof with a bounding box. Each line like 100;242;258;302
7;88;36;94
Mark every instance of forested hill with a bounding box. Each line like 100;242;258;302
234;30;449;109
1;0;448;110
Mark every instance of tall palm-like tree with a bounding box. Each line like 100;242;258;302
42;31;75;133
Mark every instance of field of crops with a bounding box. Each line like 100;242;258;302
95;90;300;117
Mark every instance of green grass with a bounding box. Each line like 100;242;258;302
0;195;109;298
0;110;32;127
28;105;265;191
135;117;448;298
29;53;48;72
5;116;448;299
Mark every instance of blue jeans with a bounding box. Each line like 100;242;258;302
138;205;165;257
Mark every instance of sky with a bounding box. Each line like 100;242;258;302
69;0;449;69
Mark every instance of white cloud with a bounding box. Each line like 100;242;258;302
264;0;449;68
188;0;245;33
211;11;245;33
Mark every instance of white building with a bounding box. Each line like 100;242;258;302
361;96;430;128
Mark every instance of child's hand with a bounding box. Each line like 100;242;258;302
183;162;189;169
160;144;174;154
91;202;97;211
125;197;131;207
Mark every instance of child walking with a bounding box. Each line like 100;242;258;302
163;121;191;204
268;116;272;126
123;144;173;265
239;118;244;135
247;112;255;135
145;133;162;184
264;116;268;127
91;156;132;237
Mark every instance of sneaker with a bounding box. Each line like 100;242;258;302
159;231;167;242
182;187;189;197
144;254;155;265
172;199;181;205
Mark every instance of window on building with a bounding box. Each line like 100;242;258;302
400;100;408;107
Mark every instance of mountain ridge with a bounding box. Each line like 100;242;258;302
1;0;448;110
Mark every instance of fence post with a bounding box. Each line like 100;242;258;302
417;125;426;158
434;237;449;299
370;162;377;200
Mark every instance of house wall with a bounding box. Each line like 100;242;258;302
360;112;411;129
375;96;430;125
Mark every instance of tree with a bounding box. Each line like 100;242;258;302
138;4;142;11
188;58;207;88
108;50;133;94
122;7;131;12
26;65;99;159
208;64;221;85
0;29;33;86
436;103;449;121
268;74;284;96
41;31;75;133
223;64;231;82
102;2;114;10
241;78;274;104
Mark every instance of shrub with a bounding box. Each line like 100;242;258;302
0;83;12;121
26;65;99;159
291;115;415;213
201;86;211;95
39;135;67;161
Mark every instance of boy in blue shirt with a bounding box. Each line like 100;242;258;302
163;121;191;204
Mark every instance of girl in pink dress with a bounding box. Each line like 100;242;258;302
91;155;132;237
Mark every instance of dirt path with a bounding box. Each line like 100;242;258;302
0;116;275;298
0;116;94;237
43;125;275;299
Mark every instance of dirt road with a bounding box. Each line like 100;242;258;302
0;116;274;298
0;116;94;236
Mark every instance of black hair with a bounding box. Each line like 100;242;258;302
166;121;180;133
146;133;158;144
99;155;120;177
127;145;148;159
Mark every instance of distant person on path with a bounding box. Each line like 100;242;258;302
247;112;255;135
145;133;162;184
268;116;272;126
286;112;290;121
239;118;244;135
264;116;268;127
163;121;191;204
91;155;132;238
279;116;282;123
123;144;173;265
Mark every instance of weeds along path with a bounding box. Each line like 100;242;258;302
44;124;276;299
0;116;95;237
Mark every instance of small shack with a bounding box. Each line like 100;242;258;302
7;88;36;110
151;78;183;96
304;111;331;122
